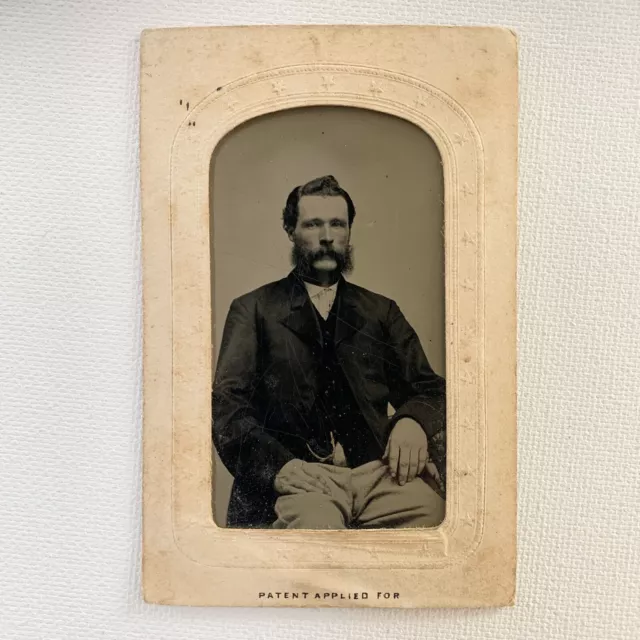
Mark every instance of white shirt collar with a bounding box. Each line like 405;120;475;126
303;280;339;320
303;280;339;299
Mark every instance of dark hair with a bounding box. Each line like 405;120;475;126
282;175;356;233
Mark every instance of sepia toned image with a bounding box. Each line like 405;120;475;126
210;107;446;529
141;25;517;607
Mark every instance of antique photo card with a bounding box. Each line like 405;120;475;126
141;25;517;607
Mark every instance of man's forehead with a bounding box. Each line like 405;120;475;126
298;195;348;219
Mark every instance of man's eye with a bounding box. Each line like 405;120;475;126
331;221;346;228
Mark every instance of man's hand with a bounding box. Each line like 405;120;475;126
274;459;332;495
383;417;429;485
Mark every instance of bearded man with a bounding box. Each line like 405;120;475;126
213;175;446;529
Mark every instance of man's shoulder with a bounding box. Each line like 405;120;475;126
343;280;396;314
232;276;291;308
230;276;399;315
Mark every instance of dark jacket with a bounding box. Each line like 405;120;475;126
212;271;446;527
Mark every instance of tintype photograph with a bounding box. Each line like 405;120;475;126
141;24;517;607
211;107;447;530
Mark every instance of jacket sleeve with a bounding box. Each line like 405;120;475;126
212;297;295;494
384;300;446;439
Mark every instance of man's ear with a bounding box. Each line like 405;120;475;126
286;228;295;242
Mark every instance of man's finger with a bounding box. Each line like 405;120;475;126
407;448;419;483
388;441;399;478
383;439;390;460
301;469;331;494
284;478;323;495
397;448;411;486
281;464;328;494
417;447;427;476
425;460;441;483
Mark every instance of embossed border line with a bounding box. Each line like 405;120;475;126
168;63;486;569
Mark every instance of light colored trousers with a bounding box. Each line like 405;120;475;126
272;460;445;529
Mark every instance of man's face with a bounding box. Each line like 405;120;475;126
289;195;351;277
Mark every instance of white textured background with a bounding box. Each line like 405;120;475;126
1;1;639;638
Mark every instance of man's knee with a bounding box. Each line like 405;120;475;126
357;475;445;528
405;479;445;527
424;488;445;526
273;492;347;529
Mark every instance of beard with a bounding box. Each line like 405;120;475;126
291;242;354;282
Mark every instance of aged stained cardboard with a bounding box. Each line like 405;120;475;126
140;25;518;607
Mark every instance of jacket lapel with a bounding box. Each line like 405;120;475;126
334;278;367;346
279;272;366;347
280;272;323;347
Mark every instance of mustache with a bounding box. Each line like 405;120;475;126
307;247;342;261
291;244;354;275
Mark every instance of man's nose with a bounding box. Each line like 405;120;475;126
320;224;334;244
